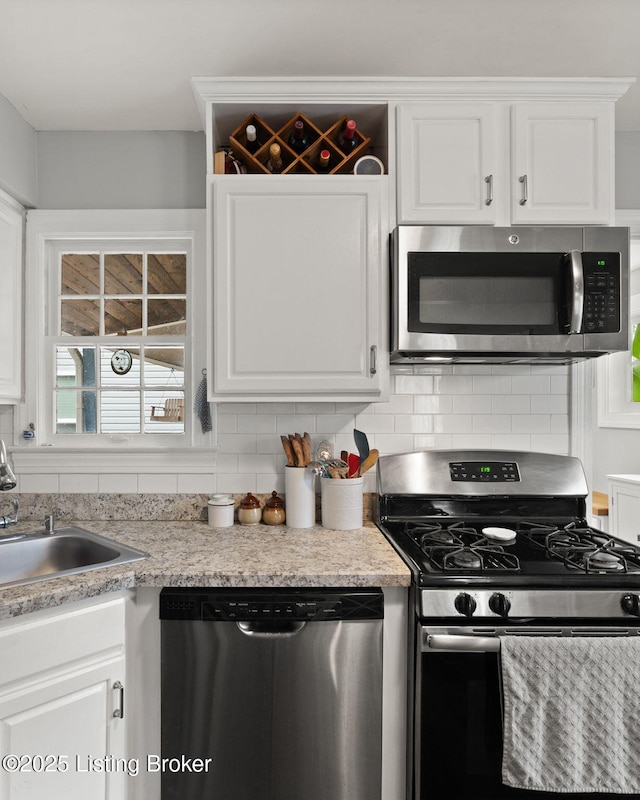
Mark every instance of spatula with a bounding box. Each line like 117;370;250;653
353;429;370;464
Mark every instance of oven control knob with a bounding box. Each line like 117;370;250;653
488;592;511;618
454;593;477;617
621;593;640;617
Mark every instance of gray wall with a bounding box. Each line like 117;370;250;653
36;131;206;209
0;94;37;206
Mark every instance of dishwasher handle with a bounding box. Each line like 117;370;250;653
236;620;307;637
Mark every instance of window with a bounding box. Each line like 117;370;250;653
598;217;640;428
19;210;212;468
54;249;186;436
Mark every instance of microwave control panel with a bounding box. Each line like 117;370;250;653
582;253;621;333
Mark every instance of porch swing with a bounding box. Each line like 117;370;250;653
150;368;184;422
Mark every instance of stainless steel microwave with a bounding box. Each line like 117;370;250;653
390;225;630;364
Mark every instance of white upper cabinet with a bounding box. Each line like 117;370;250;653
397;102;501;224
510;102;613;225
395;79;631;226
210;175;388;401
0;190;23;401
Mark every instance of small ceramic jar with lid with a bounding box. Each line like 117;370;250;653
207;494;235;527
262;491;285;526
238;492;262;526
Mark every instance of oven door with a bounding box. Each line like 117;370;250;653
415;624;640;800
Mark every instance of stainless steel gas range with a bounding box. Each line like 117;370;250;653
376;449;640;800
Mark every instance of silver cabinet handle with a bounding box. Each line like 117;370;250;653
518;174;528;205
370;345;377;376
484;174;493;206
113;681;124;719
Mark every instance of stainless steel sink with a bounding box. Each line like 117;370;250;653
0;526;148;589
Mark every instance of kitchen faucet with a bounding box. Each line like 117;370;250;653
0;439;18;529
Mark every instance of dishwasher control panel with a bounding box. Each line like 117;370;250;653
160;588;384;622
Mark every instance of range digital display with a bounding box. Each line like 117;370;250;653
449;461;520;482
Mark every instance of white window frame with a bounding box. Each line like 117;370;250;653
15;209;216;475
597;210;640;429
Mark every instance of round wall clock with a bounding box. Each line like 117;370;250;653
110;348;133;375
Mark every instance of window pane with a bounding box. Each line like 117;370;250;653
61;253;99;296
144;347;184;386
61;299;100;336
104;253;143;294
147;299;186;334
56;346;97;387
104;299;142;335
147;253;186;295
145;391;184;433
100;391;141;433
101;346;140;387
56;390;97;433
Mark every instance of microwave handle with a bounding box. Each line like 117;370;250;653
566;250;584;334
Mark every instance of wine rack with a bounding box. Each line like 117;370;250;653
227;112;371;175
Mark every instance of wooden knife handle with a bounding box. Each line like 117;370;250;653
290;435;305;467
281;435;295;466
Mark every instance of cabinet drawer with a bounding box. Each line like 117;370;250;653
0;595;126;687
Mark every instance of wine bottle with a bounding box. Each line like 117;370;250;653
288;120;309;153
337;119;358;152
267;142;283;174
317;149;331;174
245;124;260;154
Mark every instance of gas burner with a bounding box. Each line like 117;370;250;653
427;544;520;573
562;547;628;573
420;530;457;547
449;549;482;570
588;551;625;572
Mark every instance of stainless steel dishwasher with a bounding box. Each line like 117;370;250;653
160;586;384;800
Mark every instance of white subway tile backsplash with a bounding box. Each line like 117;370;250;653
512;415;551;434
511;375;551;395
394;415;434;433
12;365;572;494
138;474;179;493
473;415;511;433
395;375;435;394
472;375;512;395
59;473;100;493
433;375;474;395
237;414;277;434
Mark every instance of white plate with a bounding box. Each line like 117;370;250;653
482;526;517;542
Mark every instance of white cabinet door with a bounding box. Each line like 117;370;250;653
608;476;640;546
0;191;23;401
0;595;128;800
211;176;388;401
510;103;613;225
397;103;500;224
0;659;126;800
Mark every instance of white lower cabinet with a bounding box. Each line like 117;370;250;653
0;594;129;800
209;175;388;402
608;475;640;545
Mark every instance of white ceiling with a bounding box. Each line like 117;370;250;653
1;0;640;132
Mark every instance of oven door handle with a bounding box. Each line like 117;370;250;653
424;633;501;653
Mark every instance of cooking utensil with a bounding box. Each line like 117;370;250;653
306;461;328;478
315;440;333;463
353;429;370;464
347;453;360;478
359;449;379;475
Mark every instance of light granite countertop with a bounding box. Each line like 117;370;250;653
0;520;411;620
